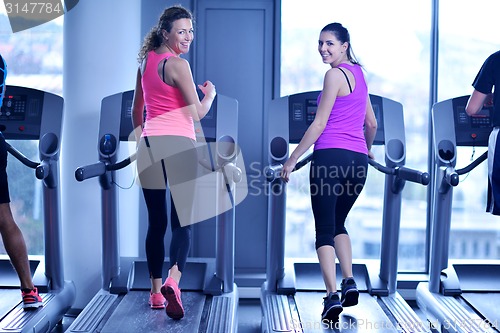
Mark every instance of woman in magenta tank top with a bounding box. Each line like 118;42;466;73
282;23;378;322
131;5;216;319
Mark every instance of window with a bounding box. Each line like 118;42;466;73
438;0;500;261
0;10;63;255
281;0;431;271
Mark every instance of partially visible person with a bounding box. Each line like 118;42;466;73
0;54;43;309
281;23;377;322
465;50;499;215
131;5;216;319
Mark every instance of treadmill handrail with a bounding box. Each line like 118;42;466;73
221;162;242;184
5;141;39;169
396;166;430;185
107;152;136;171
36;160;50;180
369;158;430;185
293;153;313;171
265;153;313;182
75;153;136;181
6;142;61;181
456;151;487;175
75;161;107;181
76;142;244;182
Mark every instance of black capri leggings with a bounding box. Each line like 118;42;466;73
137;135;198;279
309;148;368;250
0;133;11;204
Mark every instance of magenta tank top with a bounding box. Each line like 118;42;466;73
314;63;368;154
141;51;195;140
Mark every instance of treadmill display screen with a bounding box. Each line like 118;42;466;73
305;99;317;123
369;95;385;145
196;94;217;142
288;91;321;143
119;90;135;141
287;92;388;145
373;104;382;124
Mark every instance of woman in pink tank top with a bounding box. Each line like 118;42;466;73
282;23;378;322
131;5;216;319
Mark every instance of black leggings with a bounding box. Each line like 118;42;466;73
142;188;192;278
310;148;368;250
137;135;197;279
0;133;10;204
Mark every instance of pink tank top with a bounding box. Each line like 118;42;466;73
314;63;368;154
141;51;195;140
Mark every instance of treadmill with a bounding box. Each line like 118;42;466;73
365;95;431;333
261;91;430;333
0;86;76;333
67;90;240;333
416;95;499;332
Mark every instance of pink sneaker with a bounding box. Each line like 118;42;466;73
22;287;43;309
161;277;184;319
148;292;166;309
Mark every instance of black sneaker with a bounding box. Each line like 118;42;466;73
321;292;343;321
340;278;359;307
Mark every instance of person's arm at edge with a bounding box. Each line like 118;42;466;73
364;96;377;159
465;89;489;116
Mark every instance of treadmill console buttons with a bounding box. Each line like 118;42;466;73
457;111;468;124
292;103;303;121
0;95;27;121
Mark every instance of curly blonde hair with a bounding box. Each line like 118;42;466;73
138;5;193;61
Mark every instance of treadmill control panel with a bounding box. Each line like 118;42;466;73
119;90;134;141
195;91;217;142
0;94;28;120
370;95;385;146
453;95;493;147
287;91;386;145
0;86;45;139
118;90;218;142
288;91;320;144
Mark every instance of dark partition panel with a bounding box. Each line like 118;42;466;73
194;0;276;284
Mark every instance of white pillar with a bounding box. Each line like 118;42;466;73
62;0;140;309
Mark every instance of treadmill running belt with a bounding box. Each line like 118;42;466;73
294;292;399;332
461;293;500;330
0;289;20;320
101;291;206;333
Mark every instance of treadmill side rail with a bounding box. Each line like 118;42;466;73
416;283;496;333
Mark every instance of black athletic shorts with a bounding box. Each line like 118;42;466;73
0;132;11;204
